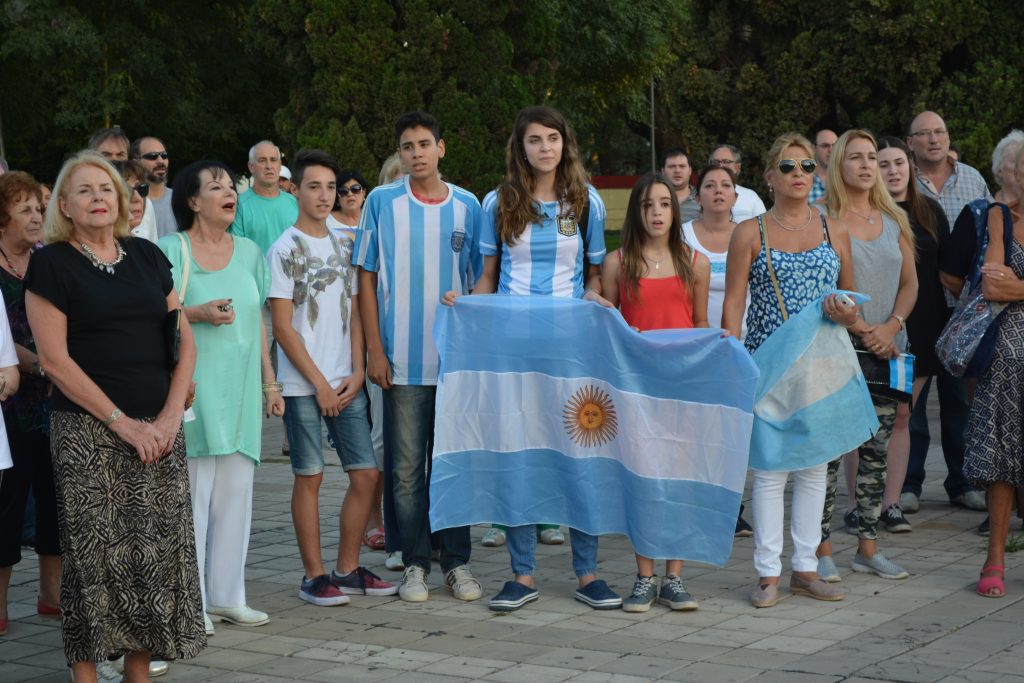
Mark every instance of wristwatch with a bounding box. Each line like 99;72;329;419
31;360;46;378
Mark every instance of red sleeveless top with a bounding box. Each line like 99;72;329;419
618;250;696;332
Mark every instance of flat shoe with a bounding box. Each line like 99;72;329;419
37;599;61;619
977;565;1005;598
790;574;844;601
750;583;779;608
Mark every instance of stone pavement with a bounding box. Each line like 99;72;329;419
3;397;1023;683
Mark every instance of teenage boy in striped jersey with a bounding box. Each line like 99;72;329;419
355;111;484;603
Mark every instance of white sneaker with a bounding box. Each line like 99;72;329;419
481;528;506;547
399;565;429;602
110;656;169;677
444;564;483;601
204;612;215;636
384;551;405;571
951;490;987;511
899;491;919;513
538;527;565;545
206;605;270;626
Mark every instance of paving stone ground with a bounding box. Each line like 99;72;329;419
3;395;1023;682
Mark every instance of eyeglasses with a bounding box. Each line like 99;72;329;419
778;158;817;174
712;158;738;166
129;182;150;198
338;184;364;196
909;128;948;139
139;151;169;160
815;143;833;149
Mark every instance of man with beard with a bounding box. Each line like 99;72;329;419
131;136;175;238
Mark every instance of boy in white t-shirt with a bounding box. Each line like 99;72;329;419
268;150;396;607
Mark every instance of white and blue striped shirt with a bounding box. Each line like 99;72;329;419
480;185;606;298
354;177;483;386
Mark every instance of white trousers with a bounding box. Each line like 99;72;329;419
752;462;827;577
188;453;255;609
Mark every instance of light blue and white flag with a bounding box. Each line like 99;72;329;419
429;296;759;566
750;291;879;471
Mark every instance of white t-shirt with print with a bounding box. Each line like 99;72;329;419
267;226;359;396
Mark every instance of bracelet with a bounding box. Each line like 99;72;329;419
32;360;46;378
262;381;284;393
890;313;906;330
104;408;123;427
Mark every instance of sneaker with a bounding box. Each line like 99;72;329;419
444;564;483;601
482;528;506;547
900;491;920;513
112;657;169;677
817;555;841;583
488;580;539;612
951;490;987;511
658;575;699;611
881;504;912;533
735;504;753;537
978;516;990;536
399;565;429;602
844;509;860;535
206;605;270;626
331;567;398;596
538;527;565;545
204;612;215;636
299;574;351;606
622;575;658;613
852;551;909;579
384;551;405;571
574;579;622;610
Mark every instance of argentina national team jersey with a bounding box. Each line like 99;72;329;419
480;185;606;298
354;177;483;385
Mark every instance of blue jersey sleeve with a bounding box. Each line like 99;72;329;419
480;189;500;257
466;196;485;289
355;190;381;272
585;186;607;265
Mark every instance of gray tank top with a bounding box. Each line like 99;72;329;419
851;213;907;351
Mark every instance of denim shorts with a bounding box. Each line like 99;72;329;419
283;391;377;475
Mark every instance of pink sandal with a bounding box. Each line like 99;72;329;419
362;528;386;550
977;565;1005;598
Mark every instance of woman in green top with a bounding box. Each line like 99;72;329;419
160;161;284;636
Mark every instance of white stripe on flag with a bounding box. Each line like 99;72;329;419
434;370;752;494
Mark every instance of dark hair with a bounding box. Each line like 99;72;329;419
129;135;164;159
394;111;441;145
333;169;369;211
110;159;147;184
877;136;937;242
0;171;43;229
696;164;737;189
88;126;130;152
291;149;341;188
660;147;689;169
171;160;236;231
949;142;963;163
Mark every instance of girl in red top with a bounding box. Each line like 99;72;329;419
601;171;710;612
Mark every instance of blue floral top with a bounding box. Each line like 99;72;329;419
745;215;840;353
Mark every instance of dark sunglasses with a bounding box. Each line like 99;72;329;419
130;182;150;198
778;158;816;174
139;151;169;161
338;184;364;196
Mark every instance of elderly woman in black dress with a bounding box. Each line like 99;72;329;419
24;152;204;681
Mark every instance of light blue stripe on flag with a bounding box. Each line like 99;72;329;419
430;296;759;565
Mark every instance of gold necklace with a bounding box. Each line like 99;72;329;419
770;207;812;232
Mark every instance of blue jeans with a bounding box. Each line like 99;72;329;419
283;392;376;475
506;525;597;577
383;384;470;573
904;372;972;499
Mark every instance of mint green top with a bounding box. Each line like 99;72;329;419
230;189;299;254
158;233;270;463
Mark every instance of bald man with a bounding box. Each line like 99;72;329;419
906;111;988;225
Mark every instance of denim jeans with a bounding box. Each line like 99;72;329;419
383;384;470;573
506;525;597;577
904;372;972;499
283;391;376;475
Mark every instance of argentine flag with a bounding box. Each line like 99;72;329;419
429;296;759;566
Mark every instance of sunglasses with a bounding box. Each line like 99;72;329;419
139;151;169;161
778;158;817;174
130;182;150;198
338;184;364;196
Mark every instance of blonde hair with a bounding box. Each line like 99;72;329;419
45;151;131;243
378;152;404;185
825;129;913;247
762;132;815;186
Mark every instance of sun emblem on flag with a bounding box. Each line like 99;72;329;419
563;385;618;447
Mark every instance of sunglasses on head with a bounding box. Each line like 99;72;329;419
130;182;150;198
778;158;816;174
140;151;168;161
338;184;363;196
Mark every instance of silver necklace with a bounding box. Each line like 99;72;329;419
847;207;877;225
77;239;126;274
770;207;813;232
643;251;667;270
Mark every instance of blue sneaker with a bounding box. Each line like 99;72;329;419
489;580;539;612
574;579;622;610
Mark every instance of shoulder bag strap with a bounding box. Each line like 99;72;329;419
759;214;789;321
176;232;191;306
999;202;1014;266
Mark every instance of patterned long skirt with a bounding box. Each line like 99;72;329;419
50;411;206;665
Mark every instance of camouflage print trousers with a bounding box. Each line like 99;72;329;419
821;395;899;541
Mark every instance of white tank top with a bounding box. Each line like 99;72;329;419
682;220;748;338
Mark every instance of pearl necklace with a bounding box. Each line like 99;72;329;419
77;239;126;274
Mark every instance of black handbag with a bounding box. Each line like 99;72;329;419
853;340;913;402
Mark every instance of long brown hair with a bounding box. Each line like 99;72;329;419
877;136;937;242
497;106;590;245
620;172;694;305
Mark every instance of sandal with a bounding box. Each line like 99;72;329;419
362;528;386;550
790;574;844;601
977;565;1005;598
